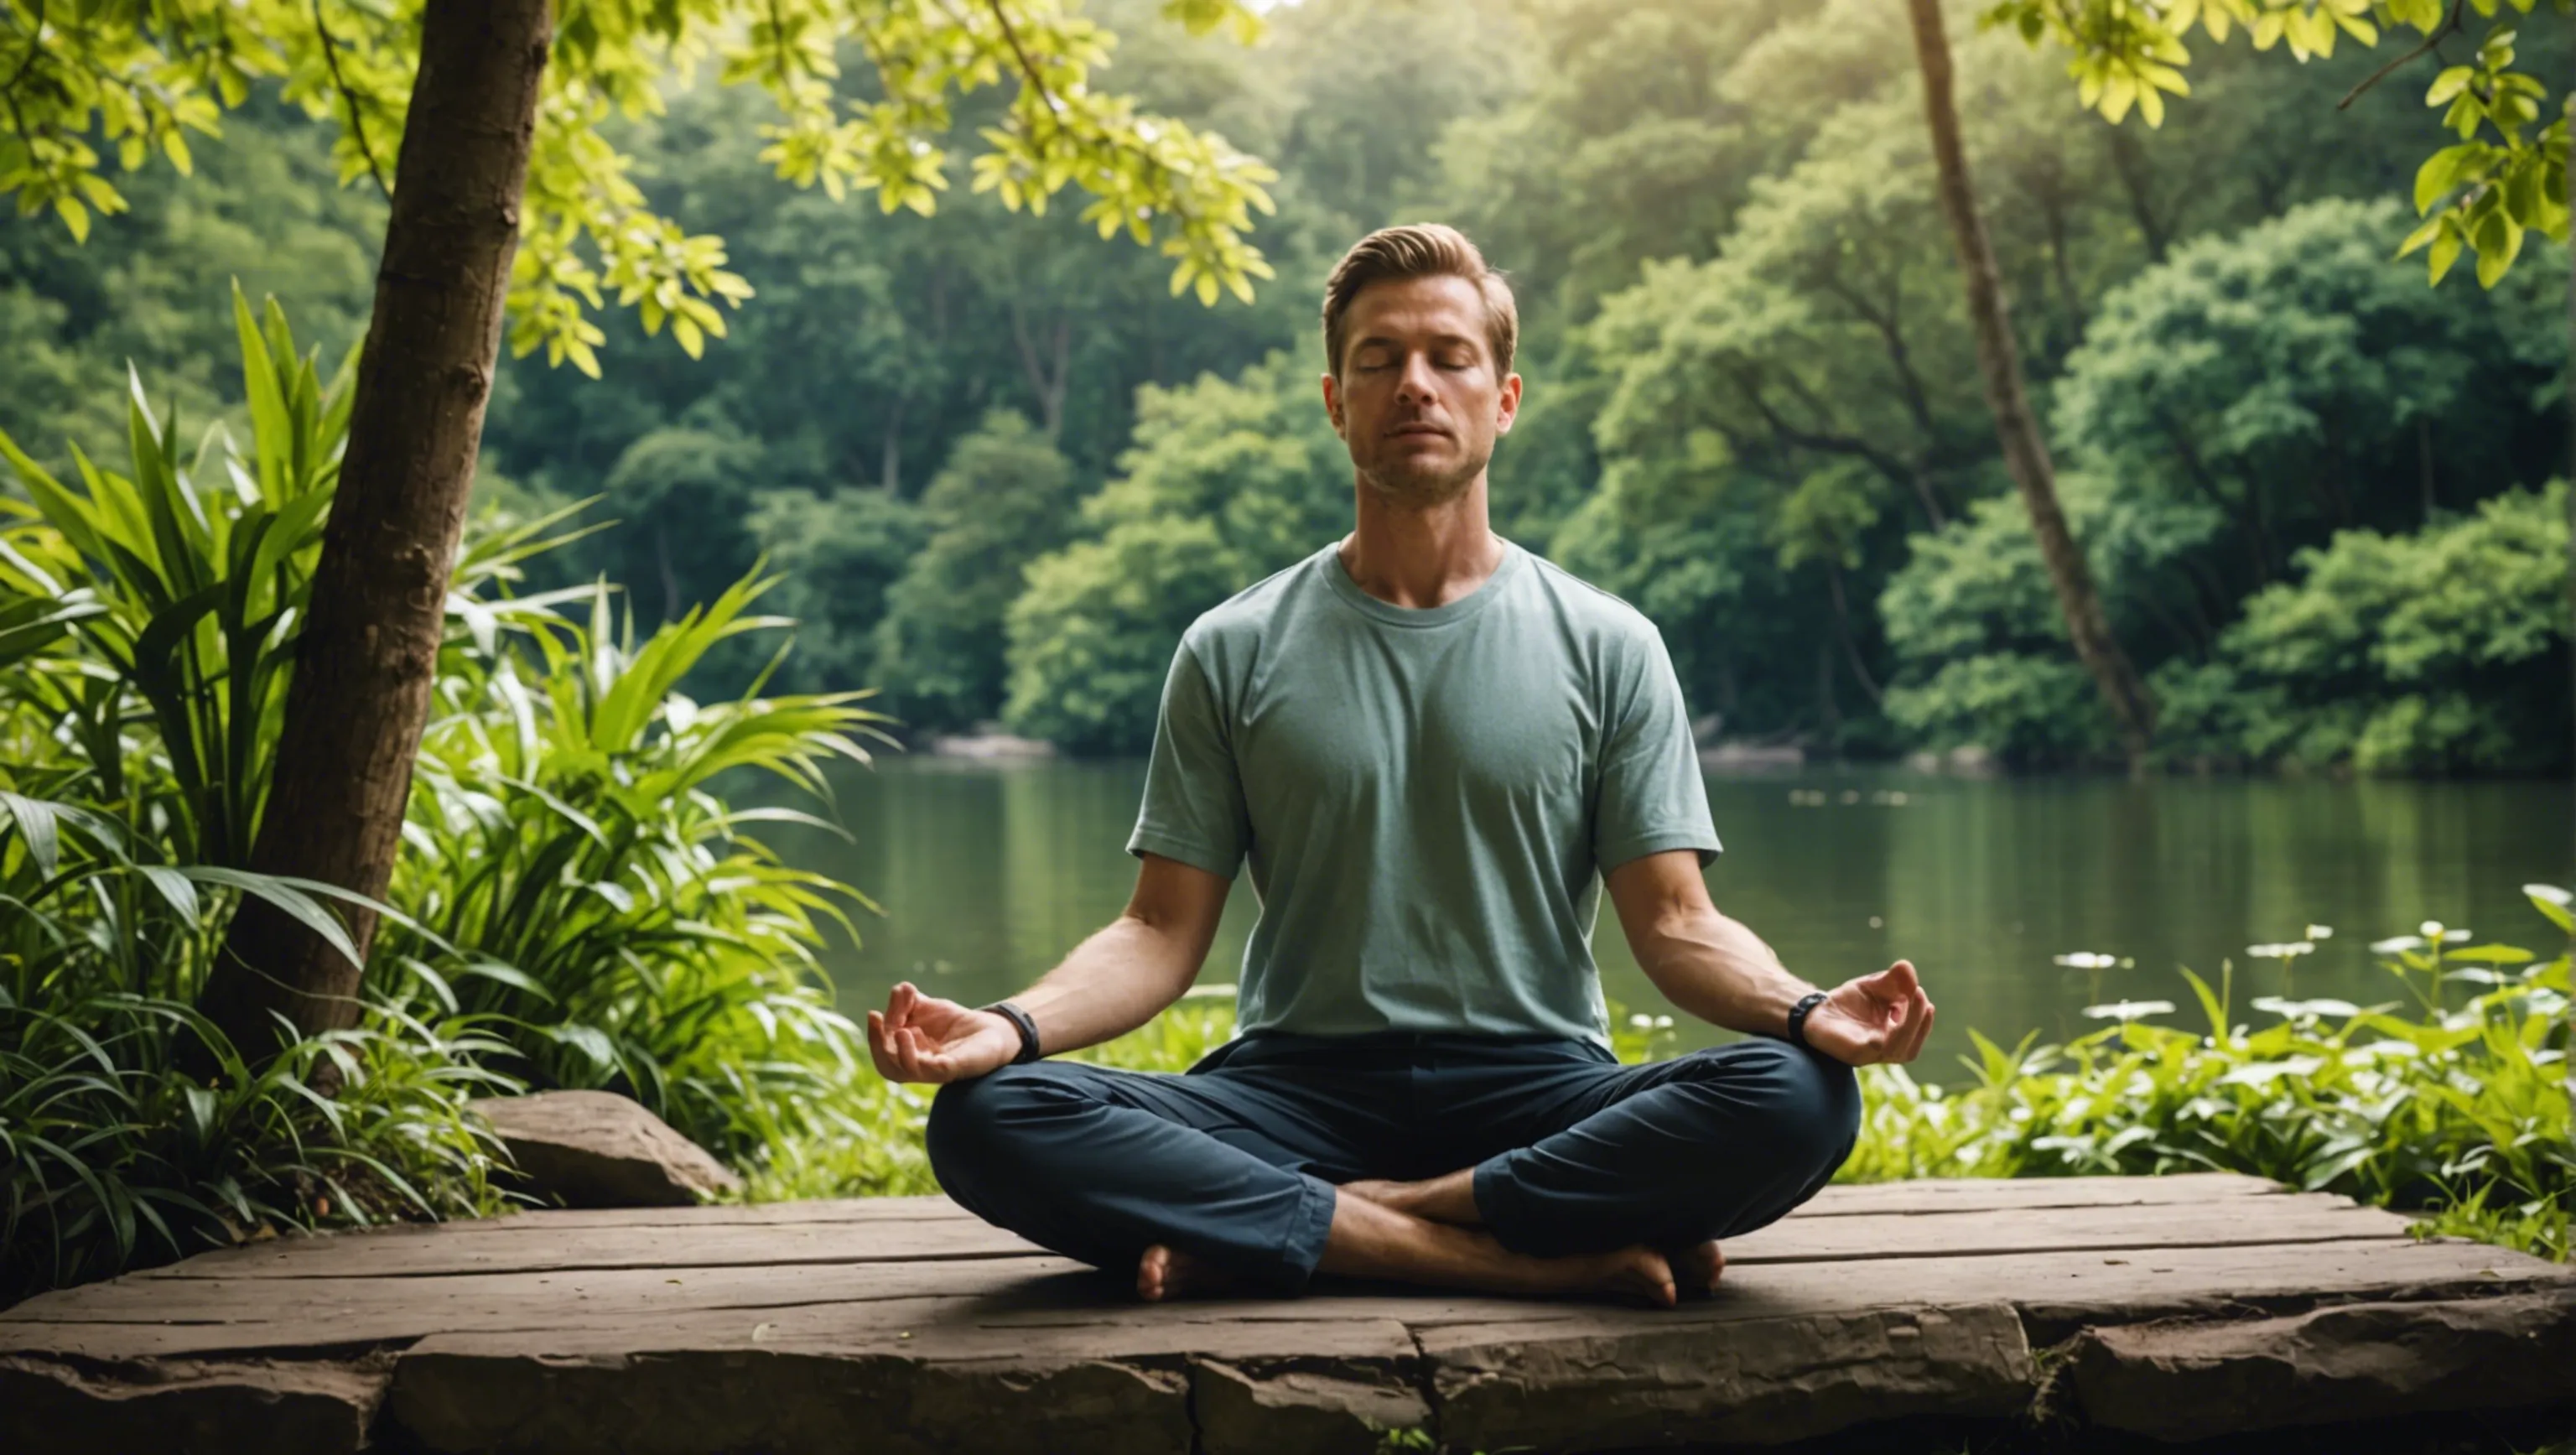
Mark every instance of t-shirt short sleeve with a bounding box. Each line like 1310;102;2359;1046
1591;625;1722;872
1127;639;1251;879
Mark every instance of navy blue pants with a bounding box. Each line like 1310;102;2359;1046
925;1030;1862;1293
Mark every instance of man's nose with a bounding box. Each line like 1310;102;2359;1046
1395;351;1441;403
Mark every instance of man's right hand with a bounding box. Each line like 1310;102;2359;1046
866;982;1022;1084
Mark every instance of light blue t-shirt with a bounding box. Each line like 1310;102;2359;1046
1126;537;1720;1047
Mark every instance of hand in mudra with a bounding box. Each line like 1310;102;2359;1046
1801;960;1935;1067
866;982;1021;1084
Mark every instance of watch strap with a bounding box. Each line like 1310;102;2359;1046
982;999;1042;1064
1785;990;1829;1050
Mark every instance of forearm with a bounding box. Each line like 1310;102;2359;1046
1634;905;1821;1040
1004;913;1202;1057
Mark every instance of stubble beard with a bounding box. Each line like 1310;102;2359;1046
1356;440;1491;511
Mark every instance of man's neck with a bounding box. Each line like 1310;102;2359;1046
1338;475;1503;611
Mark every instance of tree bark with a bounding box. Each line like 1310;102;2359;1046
1906;0;2157;768
198;0;552;1061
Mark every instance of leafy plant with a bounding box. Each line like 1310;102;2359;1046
0;286;347;867
0;781;517;1303
388;569;896;1164
1840;885;2573;1260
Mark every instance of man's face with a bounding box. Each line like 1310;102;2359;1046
1322;273;1522;507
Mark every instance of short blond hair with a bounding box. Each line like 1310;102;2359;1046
1321;224;1519;381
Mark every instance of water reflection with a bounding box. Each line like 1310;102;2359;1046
761;760;2574;1069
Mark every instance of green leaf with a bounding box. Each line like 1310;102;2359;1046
2428;226;2465;283
137;866;201;922
2415;143;2486;211
178;866;366;971
2523;884;2573;933
0;789;65;877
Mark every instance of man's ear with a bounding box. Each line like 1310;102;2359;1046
1320;372;1347;438
1494;372;1524;435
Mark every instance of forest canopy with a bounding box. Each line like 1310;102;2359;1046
3;0;2568;773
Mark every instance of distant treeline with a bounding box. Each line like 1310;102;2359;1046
3;0;2568;772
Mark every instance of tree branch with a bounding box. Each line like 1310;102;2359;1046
978;0;1061;142
1;0;46;153
313;0;390;197
2340;0;2466;111
2;0;47;103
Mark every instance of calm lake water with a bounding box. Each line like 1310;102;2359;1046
759;759;2575;1070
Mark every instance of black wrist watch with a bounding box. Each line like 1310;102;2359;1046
1784;990;1829;1050
981;1000;1043;1064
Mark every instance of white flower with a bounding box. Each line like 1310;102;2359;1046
2419;920;2444;938
2525;883;2573;907
2081;1000;2175;1022
2246;941;2315;959
2251;995;2360;1021
1628;1013;1654;1030
1654;1015;1674;1029
2370;934;2425;954
2052;951;2118;969
2304;924;2333;940
2440;928;2471;943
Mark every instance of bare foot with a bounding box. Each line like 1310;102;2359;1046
1135;1244;1245;1302
1583;1245;1681;1307
1669;1239;1724;1298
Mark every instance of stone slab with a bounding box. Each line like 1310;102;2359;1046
5;1172;2568;1453
0;1353;389;1455
126;1189;2395;1281
389;1317;1422;1455
2060;1288;2576;1440
10;1236;2561;1369
1194;1358;1432;1455
1431;1301;2033;1451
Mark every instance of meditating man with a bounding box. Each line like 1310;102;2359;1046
866;223;1935;1307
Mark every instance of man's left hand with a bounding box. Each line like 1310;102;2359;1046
1800;960;1935;1066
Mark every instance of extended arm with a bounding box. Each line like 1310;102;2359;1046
1603;850;1935;1065
866;851;1230;1083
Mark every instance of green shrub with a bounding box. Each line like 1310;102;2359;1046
1;290;894;1297
1840;886;2573;1260
0;290;524;1302
388;571;893;1166
2212;481;2571;773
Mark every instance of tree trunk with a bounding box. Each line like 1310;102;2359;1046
198;0;552;1061
1905;0;2157;769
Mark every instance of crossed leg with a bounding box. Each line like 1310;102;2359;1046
1140;1181;1702;1306
926;1036;1856;1307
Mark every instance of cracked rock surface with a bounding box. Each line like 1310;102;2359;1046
3;1174;2570;1453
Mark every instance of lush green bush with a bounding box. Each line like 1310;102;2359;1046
1;293;896;1300
1880;466;2573;772
1;293;517;1302
2054;198;2563;600
390;566;895;1165
2196;482;2572;773
1844;886;2573;1260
